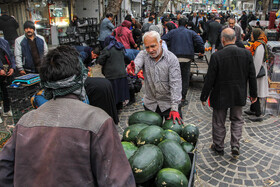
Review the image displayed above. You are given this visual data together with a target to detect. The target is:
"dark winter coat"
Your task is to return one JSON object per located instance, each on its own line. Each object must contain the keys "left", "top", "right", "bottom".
{"left": 207, "top": 21, "right": 222, "bottom": 45}
{"left": 200, "top": 44, "right": 257, "bottom": 109}
{"left": 97, "top": 47, "right": 127, "bottom": 80}
{"left": 0, "top": 15, "right": 19, "bottom": 46}
{"left": 161, "top": 26, "right": 204, "bottom": 59}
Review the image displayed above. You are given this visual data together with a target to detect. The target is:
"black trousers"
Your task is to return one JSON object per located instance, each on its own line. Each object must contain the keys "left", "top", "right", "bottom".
{"left": 0, "top": 76, "right": 13, "bottom": 113}
{"left": 250, "top": 97, "right": 261, "bottom": 117}
{"left": 180, "top": 62, "right": 191, "bottom": 100}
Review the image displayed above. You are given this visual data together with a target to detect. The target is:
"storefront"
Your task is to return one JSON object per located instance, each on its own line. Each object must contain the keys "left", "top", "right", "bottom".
{"left": 27, "top": 0, "right": 71, "bottom": 44}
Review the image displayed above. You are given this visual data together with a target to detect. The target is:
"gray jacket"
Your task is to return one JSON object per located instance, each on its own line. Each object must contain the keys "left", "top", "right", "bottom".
{"left": 98, "top": 18, "right": 115, "bottom": 41}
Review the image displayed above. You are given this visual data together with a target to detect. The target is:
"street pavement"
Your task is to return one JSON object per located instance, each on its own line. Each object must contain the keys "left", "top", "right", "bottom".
{"left": 1, "top": 60, "right": 280, "bottom": 187}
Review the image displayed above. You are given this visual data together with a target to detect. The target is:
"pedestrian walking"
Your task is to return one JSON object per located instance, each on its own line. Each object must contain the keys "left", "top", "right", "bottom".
{"left": 98, "top": 13, "right": 115, "bottom": 49}
{"left": 245, "top": 28, "right": 269, "bottom": 122}
{"left": 207, "top": 17, "right": 222, "bottom": 53}
{"left": 0, "top": 9, "right": 19, "bottom": 48}
{"left": 200, "top": 28, "right": 257, "bottom": 156}
{"left": 162, "top": 18, "right": 204, "bottom": 106}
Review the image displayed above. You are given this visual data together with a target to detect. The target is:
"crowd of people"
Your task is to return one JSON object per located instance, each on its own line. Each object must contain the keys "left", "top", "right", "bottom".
{"left": 0, "top": 8, "right": 278, "bottom": 186}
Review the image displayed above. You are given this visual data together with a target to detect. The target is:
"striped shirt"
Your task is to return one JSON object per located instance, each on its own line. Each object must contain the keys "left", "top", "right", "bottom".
{"left": 134, "top": 48, "right": 182, "bottom": 112}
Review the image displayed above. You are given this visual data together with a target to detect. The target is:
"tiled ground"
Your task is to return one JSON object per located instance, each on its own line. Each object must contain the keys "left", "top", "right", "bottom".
{"left": 1, "top": 62, "right": 280, "bottom": 186}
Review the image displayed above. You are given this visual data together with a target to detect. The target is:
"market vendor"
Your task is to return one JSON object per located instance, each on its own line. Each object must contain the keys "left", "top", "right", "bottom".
{"left": 127, "top": 31, "right": 183, "bottom": 124}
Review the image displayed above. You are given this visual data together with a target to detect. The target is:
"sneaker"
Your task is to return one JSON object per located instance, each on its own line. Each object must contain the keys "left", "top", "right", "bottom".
{"left": 231, "top": 146, "right": 240, "bottom": 156}
{"left": 3, "top": 110, "right": 13, "bottom": 117}
{"left": 210, "top": 144, "right": 224, "bottom": 156}
{"left": 248, "top": 116, "right": 263, "bottom": 122}
{"left": 244, "top": 110, "right": 256, "bottom": 115}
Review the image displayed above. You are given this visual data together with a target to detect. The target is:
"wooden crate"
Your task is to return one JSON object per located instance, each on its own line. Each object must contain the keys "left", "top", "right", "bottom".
{"left": 268, "top": 78, "right": 280, "bottom": 94}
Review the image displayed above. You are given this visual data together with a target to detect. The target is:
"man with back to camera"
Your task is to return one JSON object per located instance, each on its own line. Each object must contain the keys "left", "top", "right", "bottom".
{"left": 127, "top": 31, "right": 183, "bottom": 124}
{"left": 14, "top": 21, "right": 48, "bottom": 75}
{"left": 200, "top": 28, "right": 257, "bottom": 156}
{"left": 162, "top": 18, "right": 204, "bottom": 106}
{"left": 98, "top": 13, "right": 115, "bottom": 49}
{"left": 0, "top": 45, "right": 136, "bottom": 186}
{"left": 0, "top": 9, "right": 19, "bottom": 48}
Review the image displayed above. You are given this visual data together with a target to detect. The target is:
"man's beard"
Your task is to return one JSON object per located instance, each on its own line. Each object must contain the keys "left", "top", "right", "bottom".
{"left": 26, "top": 32, "right": 34, "bottom": 38}
{"left": 149, "top": 47, "right": 162, "bottom": 59}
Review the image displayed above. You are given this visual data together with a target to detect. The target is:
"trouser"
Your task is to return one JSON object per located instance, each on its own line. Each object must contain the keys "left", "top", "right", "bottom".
{"left": 144, "top": 105, "right": 182, "bottom": 120}
{"left": 212, "top": 106, "right": 243, "bottom": 151}
{"left": 0, "top": 76, "right": 13, "bottom": 113}
{"left": 179, "top": 61, "right": 191, "bottom": 100}
{"left": 250, "top": 97, "right": 261, "bottom": 117}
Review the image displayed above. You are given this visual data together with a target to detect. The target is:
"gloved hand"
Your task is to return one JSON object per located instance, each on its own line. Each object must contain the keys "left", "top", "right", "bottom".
{"left": 137, "top": 70, "right": 144, "bottom": 80}
{"left": 167, "top": 111, "right": 183, "bottom": 125}
{"left": 127, "top": 61, "right": 135, "bottom": 76}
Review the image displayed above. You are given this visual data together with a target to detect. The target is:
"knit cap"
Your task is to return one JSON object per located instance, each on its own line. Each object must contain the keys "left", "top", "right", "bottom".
{"left": 24, "top": 21, "right": 35, "bottom": 30}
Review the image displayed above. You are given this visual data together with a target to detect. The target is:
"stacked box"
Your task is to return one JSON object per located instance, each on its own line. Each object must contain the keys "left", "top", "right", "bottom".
{"left": 7, "top": 84, "right": 40, "bottom": 124}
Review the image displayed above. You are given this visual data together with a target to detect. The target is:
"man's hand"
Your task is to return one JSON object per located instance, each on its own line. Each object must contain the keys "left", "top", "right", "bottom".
{"left": 201, "top": 101, "right": 206, "bottom": 106}
{"left": 127, "top": 61, "right": 135, "bottom": 76}
{"left": 167, "top": 111, "right": 183, "bottom": 125}
{"left": 19, "top": 70, "right": 26, "bottom": 75}
{"left": 250, "top": 97, "right": 257, "bottom": 104}
{"left": 0, "top": 70, "right": 6, "bottom": 76}
{"left": 7, "top": 69, "right": 14, "bottom": 76}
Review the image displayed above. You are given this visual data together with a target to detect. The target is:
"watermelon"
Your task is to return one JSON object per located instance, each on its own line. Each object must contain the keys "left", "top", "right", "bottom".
{"left": 181, "top": 124, "right": 199, "bottom": 145}
{"left": 162, "top": 119, "right": 183, "bottom": 135}
{"left": 121, "top": 141, "right": 138, "bottom": 159}
{"left": 129, "top": 144, "right": 164, "bottom": 183}
{"left": 137, "top": 125, "right": 164, "bottom": 146}
{"left": 122, "top": 123, "right": 149, "bottom": 143}
{"left": 158, "top": 139, "right": 192, "bottom": 176}
{"left": 128, "top": 111, "right": 163, "bottom": 126}
{"left": 155, "top": 168, "right": 188, "bottom": 187}
{"left": 181, "top": 142, "right": 195, "bottom": 153}
{"left": 163, "top": 130, "right": 181, "bottom": 144}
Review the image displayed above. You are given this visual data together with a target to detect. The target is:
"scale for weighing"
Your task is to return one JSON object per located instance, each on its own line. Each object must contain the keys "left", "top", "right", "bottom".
{"left": 12, "top": 73, "right": 40, "bottom": 86}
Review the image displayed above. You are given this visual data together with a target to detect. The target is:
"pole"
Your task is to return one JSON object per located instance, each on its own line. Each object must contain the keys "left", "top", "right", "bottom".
{"left": 140, "top": 0, "right": 142, "bottom": 23}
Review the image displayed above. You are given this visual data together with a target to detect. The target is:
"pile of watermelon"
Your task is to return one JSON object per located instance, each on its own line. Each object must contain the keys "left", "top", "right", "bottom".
{"left": 121, "top": 111, "right": 199, "bottom": 187}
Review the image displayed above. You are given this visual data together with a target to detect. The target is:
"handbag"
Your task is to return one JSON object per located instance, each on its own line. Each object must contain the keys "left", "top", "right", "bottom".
{"left": 257, "top": 65, "right": 265, "bottom": 78}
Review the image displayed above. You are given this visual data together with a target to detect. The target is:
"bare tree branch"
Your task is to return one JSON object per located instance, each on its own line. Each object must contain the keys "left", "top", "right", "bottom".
{"left": 158, "top": 0, "right": 171, "bottom": 17}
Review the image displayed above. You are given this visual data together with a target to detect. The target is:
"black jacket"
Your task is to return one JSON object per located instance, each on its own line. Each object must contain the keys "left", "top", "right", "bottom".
{"left": 0, "top": 15, "right": 19, "bottom": 46}
{"left": 200, "top": 44, "right": 257, "bottom": 109}
{"left": 97, "top": 47, "right": 127, "bottom": 79}
{"left": 207, "top": 21, "right": 222, "bottom": 45}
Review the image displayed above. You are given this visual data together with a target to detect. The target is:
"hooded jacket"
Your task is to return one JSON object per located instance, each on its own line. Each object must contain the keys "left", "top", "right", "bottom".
{"left": 112, "top": 20, "right": 136, "bottom": 49}
{"left": 0, "top": 15, "right": 19, "bottom": 46}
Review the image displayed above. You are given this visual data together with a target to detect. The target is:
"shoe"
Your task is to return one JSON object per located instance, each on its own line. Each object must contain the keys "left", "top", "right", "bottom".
{"left": 231, "top": 146, "right": 240, "bottom": 156}
{"left": 248, "top": 116, "right": 263, "bottom": 122}
{"left": 244, "top": 110, "right": 256, "bottom": 116}
{"left": 0, "top": 117, "right": 2, "bottom": 123}
{"left": 3, "top": 110, "right": 13, "bottom": 117}
{"left": 181, "top": 99, "right": 189, "bottom": 106}
{"left": 210, "top": 144, "right": 224, "bottom": 156}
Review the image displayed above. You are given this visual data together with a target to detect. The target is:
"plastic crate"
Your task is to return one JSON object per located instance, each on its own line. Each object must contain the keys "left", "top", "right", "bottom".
{"left": 7, "top": 83, "right": 40, "bottom": 123}
{"left": 7, "top": 84, "right": 40, "bottom": 100}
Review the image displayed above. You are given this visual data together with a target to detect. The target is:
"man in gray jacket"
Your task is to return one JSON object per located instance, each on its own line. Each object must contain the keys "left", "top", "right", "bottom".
{"left": 98, "top": 13, "right": 115, "bottom": 49}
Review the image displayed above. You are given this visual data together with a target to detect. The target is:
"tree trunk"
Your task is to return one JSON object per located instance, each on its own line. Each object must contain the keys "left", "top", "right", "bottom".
{"left": 102, "top": 0, "right": 124, "bottom": 21}
{"left": 158, "top": 0, "right": 171, "bottom": 17}
{"left": 262, "top": 0, "right": 270, "bottom": 17}
{"left": 151, "top": 0, "right": 156, "bottom": 13}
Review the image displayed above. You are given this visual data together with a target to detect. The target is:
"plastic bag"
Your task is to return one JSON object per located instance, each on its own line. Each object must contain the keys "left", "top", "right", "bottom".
{"left": 204, "top": 41, "right": 210, "bottom": 49}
